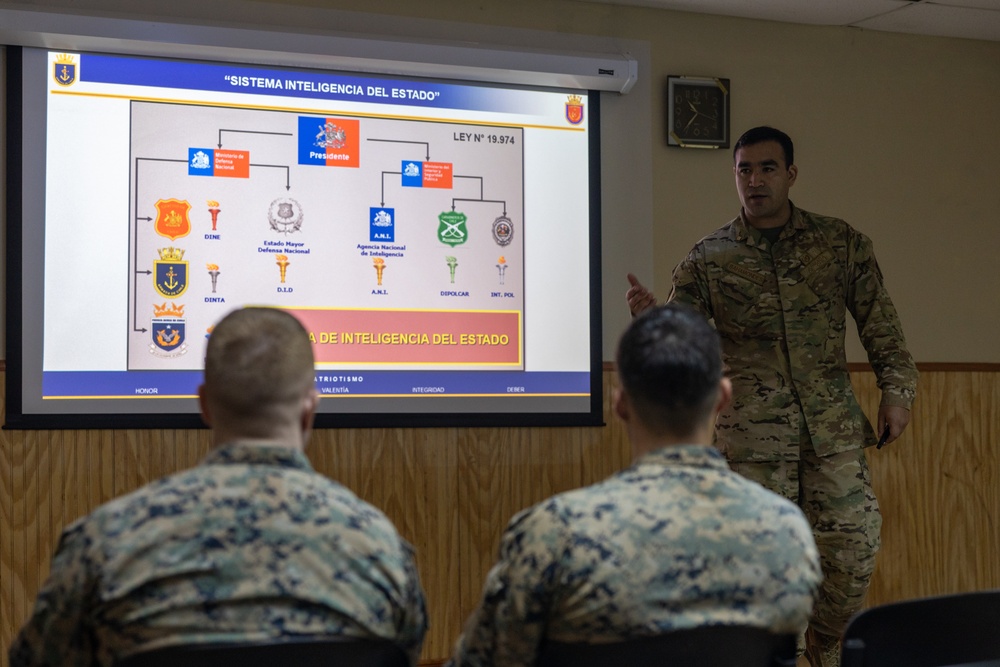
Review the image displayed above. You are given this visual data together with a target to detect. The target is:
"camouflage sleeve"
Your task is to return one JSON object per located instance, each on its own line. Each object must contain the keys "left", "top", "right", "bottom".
{"left": 8, "top": 522, "right": 97, "bottom": 667}
{"left": 396, "top": 541, "right": 429, "bottom": 666}
{"left": 449, "top": 503, "right": 562, "bottom": 667}
{"left": 846, "top": 230, "right": 918, "bottom": 407}
{"left": 666, "top": 247, "right": 714, "bottom": 320}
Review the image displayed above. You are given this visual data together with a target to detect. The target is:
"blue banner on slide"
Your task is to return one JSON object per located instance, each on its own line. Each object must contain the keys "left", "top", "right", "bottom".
{"left": 41, "top": 370, "right": 591, "bottom": 399}
{"left": 76, "top": 53, "right": 519, "bottom": 113}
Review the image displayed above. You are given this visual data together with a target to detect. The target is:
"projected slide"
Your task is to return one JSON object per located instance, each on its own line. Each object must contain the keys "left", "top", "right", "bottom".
{"left": 13, "top": 47, "right": 598, "bottom": 424}
{"left": 129, "top": 103, "right": 524, "bottom": 372}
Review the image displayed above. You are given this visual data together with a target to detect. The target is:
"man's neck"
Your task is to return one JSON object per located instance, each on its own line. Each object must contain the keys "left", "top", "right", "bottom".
{"left": 745, "top": 202, "right": 792, "bottom": 230}
{"left": 211, "top": 430, "right": 305, "bottom": 452}
{"left": 629, "top": 425, "right": 713, "bottom": 461}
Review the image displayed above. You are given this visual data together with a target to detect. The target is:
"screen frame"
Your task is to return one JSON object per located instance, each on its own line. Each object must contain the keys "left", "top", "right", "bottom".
{"left": 4, "top": 45, "right": 605, "bottom": 430}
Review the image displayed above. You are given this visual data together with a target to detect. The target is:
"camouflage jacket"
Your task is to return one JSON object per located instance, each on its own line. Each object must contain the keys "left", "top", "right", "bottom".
{"left": 8, "top": 442, "right": 427, "bottom": 667}
{"left": 449, "top": 445, "right": 821, "bottom": 667}
{"left": 669, "top": 205, "right": 918, "bottom": 461}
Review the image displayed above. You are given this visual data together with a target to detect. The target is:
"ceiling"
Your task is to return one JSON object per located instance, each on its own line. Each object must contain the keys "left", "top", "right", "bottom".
{"left": 577, "top": 0, "right": 1000, "bottom": 42}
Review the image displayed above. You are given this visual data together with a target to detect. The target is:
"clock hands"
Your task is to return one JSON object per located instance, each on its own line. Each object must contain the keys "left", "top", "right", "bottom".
{"left": 684, "top": 108, "right": 698, "bottom": 131}
{"left": 686, "top": 100, "right": 718, "bottom": 122}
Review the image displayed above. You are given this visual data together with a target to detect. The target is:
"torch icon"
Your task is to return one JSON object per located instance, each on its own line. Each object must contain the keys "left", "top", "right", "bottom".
{"left": 446, "top": 256, "right": 458, "bottom": 283}
{"left": 496, "top": 256, "right": 507, "bottom": 285}
{"left": 207, "top": 200, "right": 221, "bottom": 231}
{"left": 276, "top": 254, "right": 290, "bottom": 283}
{"left": 373, "top": 257, "right": 386, "bottom": 285}
{"left": 206, "top": 263, "right": 220, "bottom": 293}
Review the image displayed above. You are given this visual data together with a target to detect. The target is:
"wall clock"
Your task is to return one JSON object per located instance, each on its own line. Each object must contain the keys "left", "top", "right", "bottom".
{"left": 667, "top": 76, "right": 730, "bottom": 149}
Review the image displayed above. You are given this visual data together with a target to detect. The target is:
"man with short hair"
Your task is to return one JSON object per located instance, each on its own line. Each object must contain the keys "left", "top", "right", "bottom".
{"left": 10, "top": 307, "right": 427, "bottom": 667}
{"left": 627, "top": 126, "right": 918, "bottom": 666}
{"left": 449, "top": 303, "right": 821, "bottom": 667}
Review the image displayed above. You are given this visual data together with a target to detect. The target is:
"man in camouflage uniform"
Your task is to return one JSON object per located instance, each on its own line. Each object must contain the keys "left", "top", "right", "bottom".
{"left": 626, "top": 126, "right": 918, "bottom": 667}
{"left": 9, "top": 307, "right": 427, "bottom": 667}
{"left": 449, "top": 304, "right": 821, "bottom": 667}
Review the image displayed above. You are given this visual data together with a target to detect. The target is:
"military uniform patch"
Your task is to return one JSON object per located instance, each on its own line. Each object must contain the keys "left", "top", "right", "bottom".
{"left": 726, "top": 262, "right": 767, "bottom": 286}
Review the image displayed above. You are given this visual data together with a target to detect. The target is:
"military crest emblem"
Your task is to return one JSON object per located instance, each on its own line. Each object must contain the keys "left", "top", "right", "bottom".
{"left": 150, "top": 303, "right": 188, "bottom": 358}
{"left": 268, "top": 198, "right": 303, "bottom": 234}
{"left": 153, "top": 247, "right": 188, "bottom": 298}
{"left": 565, "top": 94, "right": 585, "bottom": 125}
{"left": 154, "top": 199, "right": 192, "bottom": 241}
{"left": 492, "top": 216, "right": 514, "bottom": 246}
{"left": 53, "top": 53, "right": 77, "bottom": 87}
{"left": 438, "top": 211, "right": 468, "bottom": 248}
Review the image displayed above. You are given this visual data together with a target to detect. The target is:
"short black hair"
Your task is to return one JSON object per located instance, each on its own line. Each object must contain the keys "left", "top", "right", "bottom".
{"left": 615, "top": 303, "right": 723, "bottom": 437}
{"left": 734, "top": 126, "right": 794, "bottom": 167}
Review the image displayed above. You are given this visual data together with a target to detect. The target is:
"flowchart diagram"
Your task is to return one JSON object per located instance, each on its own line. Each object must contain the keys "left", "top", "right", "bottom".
{"left": 128, "top": 101, "right": 524, "bottom": 371}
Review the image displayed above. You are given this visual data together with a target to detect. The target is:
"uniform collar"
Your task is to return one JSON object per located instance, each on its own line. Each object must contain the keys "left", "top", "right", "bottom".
{"left": 632, "top": 443, "right": 730, "bottom": 472}
{"left": 201, "top": 441, "right": 313, "bottom": 471}
{"left": 733, "top": 200, "right": 806, "bottom": 246}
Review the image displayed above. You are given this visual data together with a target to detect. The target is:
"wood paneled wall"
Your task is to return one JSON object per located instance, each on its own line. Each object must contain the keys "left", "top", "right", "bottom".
{"left": 2, "top": 368, "right": 998, "bottom": 665}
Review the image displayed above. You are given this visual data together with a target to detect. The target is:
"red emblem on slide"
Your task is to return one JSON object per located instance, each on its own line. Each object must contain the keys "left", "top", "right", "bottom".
{"left": 154, "top": 199, "right": 192, "bottom": 241}
{"left": 565, "top": 94, "right": 585, "bottom": 125}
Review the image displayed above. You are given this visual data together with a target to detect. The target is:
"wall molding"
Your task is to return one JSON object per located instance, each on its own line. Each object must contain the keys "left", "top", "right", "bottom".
{"left": 601, "top": 361, "right": 1000, "bottom": 373}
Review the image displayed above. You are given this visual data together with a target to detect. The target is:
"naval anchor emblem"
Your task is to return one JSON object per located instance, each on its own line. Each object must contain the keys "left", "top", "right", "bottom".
{"left": 153, "top": 247, "right": 188, "bottom": 298}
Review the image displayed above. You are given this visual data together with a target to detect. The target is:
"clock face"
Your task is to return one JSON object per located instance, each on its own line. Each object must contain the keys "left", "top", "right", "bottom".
{"left": 668, "top": 77, "right": 729, "bottom": 148}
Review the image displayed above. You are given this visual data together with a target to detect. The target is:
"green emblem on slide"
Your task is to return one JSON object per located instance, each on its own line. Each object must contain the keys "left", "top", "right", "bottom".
{"left": 437, "top": 211, "right": 468, "bottom": 247}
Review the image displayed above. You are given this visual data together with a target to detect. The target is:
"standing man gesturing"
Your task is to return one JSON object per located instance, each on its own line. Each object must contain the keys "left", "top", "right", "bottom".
{"left": 626, "top": 126, "right": 917, "bottom": 666}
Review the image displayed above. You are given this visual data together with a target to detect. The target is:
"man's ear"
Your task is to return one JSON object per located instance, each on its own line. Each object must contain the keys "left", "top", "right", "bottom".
{"left": 613, "top": 385, "right": 631, "bottom": 423}
{"left": 715, "top": 377, "right": 733, "bottom": 416}
{"left": 197, "top": 384, "right": 213, "bottom": 427}
{"left": 787, "top": 164, "right": 798, "bottom": 187}
{"left": 300, "top": 388, "right": 320, "bottom": 433}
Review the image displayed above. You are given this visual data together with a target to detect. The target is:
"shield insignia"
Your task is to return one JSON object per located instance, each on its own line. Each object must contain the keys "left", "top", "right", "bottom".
{"left": 154, "top": 199, "right": 192, "bottom": 241}
{"left": 53, "top": 55, "right": 77, "bottom": 87}
{"left": 565, "top": 95, "right": 584, "bottom": 125}
{"left": 152, "top": 320, "right": 186, "bottom": 352}
{"left": 154, "top": 260, "right": 189, "bottom": 298}
{"left": 437, "top": 211, "right": 468, "bottom": 248}
{"left": 149, "top": 303, "right": 188, "bottom": 357}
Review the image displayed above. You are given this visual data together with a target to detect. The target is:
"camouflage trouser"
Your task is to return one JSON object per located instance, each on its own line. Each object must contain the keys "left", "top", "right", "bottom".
{"left": 730, "top": 440, "right": 881, "bottom": 667}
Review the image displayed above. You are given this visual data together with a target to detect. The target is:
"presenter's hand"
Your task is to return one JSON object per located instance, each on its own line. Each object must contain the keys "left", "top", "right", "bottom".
{"left": 877, "top": 405, "right": 911, "bottom": 446}
{"left": 626, "top": 273, "right": 658, "bottom": 317}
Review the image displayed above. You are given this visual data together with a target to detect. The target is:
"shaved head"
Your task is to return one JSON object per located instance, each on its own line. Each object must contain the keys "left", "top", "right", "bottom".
{"left": 202, "top": 307, "right": 316, "bottom": 439}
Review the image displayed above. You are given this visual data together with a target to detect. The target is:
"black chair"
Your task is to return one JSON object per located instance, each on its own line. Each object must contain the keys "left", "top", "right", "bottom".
{"left": 114, "top": 636, "right": 408, "bottom": 667}
{"left": 538, "top": 625, "right": 798, "bottom": 667}
{"left": 841, "top": 589, "right": 1000, "bottom": 667}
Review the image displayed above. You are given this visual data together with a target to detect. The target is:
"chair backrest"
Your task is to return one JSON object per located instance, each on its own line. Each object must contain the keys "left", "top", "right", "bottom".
{"left": 113, "top": 636, "right": 409, "bottom": 667}
{"left": 537, "top": 625, "right": 798, "bottom": 667}
{"left": 841, "top": 589, "right": 1000, "bottom": 667}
